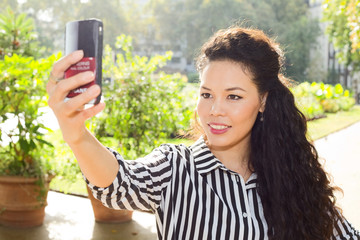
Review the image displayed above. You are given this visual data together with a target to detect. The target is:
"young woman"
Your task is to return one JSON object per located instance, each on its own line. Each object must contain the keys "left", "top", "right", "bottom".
{"left": 47, "top": 27, "right": 360, "bottom": 239}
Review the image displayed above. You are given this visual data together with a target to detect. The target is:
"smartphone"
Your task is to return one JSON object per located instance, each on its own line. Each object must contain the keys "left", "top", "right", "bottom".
{"left": 64, "top": 19, "right": 103, "bottom": 105}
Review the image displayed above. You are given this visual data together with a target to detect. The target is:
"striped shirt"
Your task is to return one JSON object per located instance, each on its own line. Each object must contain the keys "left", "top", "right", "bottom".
{"left": 87, "top": 137, "right": 360, "bottom": 239}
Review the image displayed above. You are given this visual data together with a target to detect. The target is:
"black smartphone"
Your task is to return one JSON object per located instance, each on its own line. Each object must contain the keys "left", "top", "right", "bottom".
{"left": 64, "top": 19, "right": 103, "bottom": 105}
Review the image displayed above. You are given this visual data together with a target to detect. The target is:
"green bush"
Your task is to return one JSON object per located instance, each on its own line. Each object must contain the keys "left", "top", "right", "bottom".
{"left": 94, "top": 35, "right": 194, "bottom": 159}
{"left": 292, "top": 81, "right": 355, "bottom": 119}
{"left": 292, "top": 82, "right": 325, "bottom": 119}
{"left": 308, "top": 82, "right": 355, "bottom": 111}
{"left": 338, "top": 96, "right": 356, "bottom": 111}
{"left": 297, "top": 95, "right": 325, "bottom": 119}
{"left": 0, "top": 53, "right": 59, "bottom": 177}
{"left": 320, "top": 98, "right": 340, "bottom": 113}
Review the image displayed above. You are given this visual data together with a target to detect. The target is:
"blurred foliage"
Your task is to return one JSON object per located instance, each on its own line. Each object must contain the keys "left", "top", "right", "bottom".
{"left": 93, "top": 35, "right": 195, "bottom": 159}
{"left": 2, "top": 0, "right": 320, "bottom": 82}
{"left": 0, "top": 6, "right": 43, "bottom": 58}
{"left": 148, "top": 0, "right": 320, "bottom": 82}
{"left": 0, "top": 53, "right": 59, "bottom": 178}
{"left": 292, "top": 82, "right": 356, "bottom": 119}
{"left": 4, "top": 0, "right": 131, "bottom": 56}
{"left": 322, "top": 0, "right": 360, "bottom": 71}
{"left": 187, "top": 72, "right": 200, "bottom": 84}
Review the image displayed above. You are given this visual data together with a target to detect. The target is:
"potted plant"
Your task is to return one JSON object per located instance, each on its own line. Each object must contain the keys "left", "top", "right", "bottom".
{"left": 0, "top": 51, "right": 59, "bottom": 227}
{"left": 0, "top": 7, "right": 59, "bottom": 228}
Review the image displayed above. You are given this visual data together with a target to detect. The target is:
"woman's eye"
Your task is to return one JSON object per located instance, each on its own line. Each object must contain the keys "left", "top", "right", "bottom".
{"left": 201, "top": 93, "right": 211, "bottom": 99}
{"left": 228, "top": 94, "right": 242, "bottom": 100}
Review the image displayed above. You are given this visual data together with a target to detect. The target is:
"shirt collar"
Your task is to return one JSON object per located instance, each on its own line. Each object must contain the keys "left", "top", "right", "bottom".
{"left": 190, "top": 136, "right": 225, "bottom": 175}
{"left": 190, "top": 136, "right": 258, "bottom": 188}
{"left": 245, "top": 174, "right": 258, "bottom": 189}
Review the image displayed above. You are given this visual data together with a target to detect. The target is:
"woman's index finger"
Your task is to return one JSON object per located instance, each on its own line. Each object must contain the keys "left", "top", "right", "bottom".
{"left": 52, "top": 50, "right": 84, "bottom": 77}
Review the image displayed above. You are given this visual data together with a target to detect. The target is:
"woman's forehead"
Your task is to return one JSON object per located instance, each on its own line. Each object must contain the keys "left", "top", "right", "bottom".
{"left": 199, "top": 60, "right": 256, "bottom": 90}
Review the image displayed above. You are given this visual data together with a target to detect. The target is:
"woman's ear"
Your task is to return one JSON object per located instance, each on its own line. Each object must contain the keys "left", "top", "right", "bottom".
{"left": 259, "top": 92, "right": 268, "bottom": 112}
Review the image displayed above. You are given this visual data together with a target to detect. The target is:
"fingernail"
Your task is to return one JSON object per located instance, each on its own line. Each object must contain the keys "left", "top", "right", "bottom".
{"left": 88, "top": 85, "right": 99, "bottom": 94}
{"left": 73, "top": 50, "right": 84, "bottom": 58}
{"left": 84, "top": 71, "right": 94, "bottom": 79}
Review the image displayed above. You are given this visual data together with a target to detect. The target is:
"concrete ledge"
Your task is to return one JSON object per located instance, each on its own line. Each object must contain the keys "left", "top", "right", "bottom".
{"left": 0, "top": 191, "right": 157, "bottom": 240}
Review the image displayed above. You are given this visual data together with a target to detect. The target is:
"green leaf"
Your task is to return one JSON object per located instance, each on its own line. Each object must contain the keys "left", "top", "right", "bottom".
{"left": 35, "top": 138, "right": 54, "bottom": 148}
{"left": 19, "top": 138, "right": 29, "bottom": 152}
{"left": 30, "top": 139, "right": 37, "bottom": 149}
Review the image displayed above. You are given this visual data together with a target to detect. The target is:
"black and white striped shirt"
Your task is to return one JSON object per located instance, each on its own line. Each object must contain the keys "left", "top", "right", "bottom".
{"left": 87, "top": 137, "right": 360, "bottom": 239}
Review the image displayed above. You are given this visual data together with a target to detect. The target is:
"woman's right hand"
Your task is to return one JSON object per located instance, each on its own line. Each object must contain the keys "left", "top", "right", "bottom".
{"left": 46, "top": 50, "right": 105, "bottom": 145}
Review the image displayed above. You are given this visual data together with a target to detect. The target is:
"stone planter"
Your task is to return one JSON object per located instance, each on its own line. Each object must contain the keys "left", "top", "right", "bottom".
{"left": 86, "top": 186, "right": 133, "bottom": 223}
{"left": 0, "top": 176, "right": 52, "bottom": 228}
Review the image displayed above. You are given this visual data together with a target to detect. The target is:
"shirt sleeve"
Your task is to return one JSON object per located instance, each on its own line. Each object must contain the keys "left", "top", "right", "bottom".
{"left": 333, "top": 216, "right": 360, "bottom": 239}
{"left": 85, "top": 144, "right": 174, "bottom": 212}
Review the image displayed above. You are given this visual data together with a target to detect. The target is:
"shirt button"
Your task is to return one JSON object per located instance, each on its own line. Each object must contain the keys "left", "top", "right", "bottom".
{"left": 243, "top": 212, "right": 248, "bottom": 218}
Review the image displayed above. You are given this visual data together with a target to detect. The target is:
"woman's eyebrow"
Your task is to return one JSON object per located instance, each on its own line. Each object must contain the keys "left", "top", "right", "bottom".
{"left": 201, "top": 86, "right": 212, "bottom": 91}
{"left": 201, "top": 86, "right": 247, "bottom": 92}
{"left": 225, "top": 87, "right": 247, "bottom": 92}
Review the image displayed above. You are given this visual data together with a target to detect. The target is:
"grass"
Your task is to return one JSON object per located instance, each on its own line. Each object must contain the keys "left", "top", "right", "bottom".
{"left": 50, "top": 175, "right": 87, "bottom": 197}
{"left": 307, "top": 105, "right": 360, "bottom": 141}
{"left": 50, "top": 105, "right": 360, "bottom": 196}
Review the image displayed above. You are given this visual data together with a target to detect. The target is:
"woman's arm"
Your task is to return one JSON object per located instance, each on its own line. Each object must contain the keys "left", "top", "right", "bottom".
{"left": 47, "top": 50, "right": 118, "bottom": 188}
{"left": 87, "top": 146, "right": 173, "bottom": 211}
{"left": 69, "top": 129, "right": 119, "bottom": 187}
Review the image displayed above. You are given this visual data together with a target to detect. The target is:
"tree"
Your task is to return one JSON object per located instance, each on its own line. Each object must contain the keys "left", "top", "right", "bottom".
{"left": 0, "top": 6, "right": 42, "bottom": 58}
{"left": 237, "top": 0, "right": 320, "bottom": 82}
{"left": 147, "top": 0, "right": 320, "bottom": 82}
{"left": 322, "top": 0, "right": 360, "bottom": 71}
{"left": 147, "top": 0, "right": 246, "bottom": 62}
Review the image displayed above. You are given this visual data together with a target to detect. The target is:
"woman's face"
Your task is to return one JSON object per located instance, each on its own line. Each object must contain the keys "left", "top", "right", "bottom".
{"left": 197, "top": 60, "right": 266, "bottom": 151}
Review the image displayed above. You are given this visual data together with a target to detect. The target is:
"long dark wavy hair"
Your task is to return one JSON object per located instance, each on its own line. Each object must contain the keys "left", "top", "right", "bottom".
{"left": 195, "top": 27, "right": 342, "bottom": 239}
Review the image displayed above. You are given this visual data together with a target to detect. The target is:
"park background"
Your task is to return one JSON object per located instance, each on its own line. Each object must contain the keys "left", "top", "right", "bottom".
{"left": 0, "top": 0, "right": 360, "bottom": 239}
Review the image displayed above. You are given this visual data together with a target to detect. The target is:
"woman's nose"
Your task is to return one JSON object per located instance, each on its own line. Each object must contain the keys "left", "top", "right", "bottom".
{"left": 209, "top": 100, "right": 225, "bottom": 116}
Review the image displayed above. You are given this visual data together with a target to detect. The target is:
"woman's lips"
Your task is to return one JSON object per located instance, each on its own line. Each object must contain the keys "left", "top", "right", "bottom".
{"left": 208, "top": 123, "right": 231, "bottom": 134}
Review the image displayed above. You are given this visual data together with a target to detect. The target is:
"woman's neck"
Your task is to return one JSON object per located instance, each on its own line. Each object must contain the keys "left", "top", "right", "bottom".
{"left": 209, "top": 139, "right": 252, "bottom": 181}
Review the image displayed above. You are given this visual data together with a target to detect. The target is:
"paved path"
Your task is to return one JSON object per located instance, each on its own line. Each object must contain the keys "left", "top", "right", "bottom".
{"left": 0, "top": 121, "right": 359, "bottom": 239}
{"left": 314, "top": 121, "right": 360, "bottom": 229}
